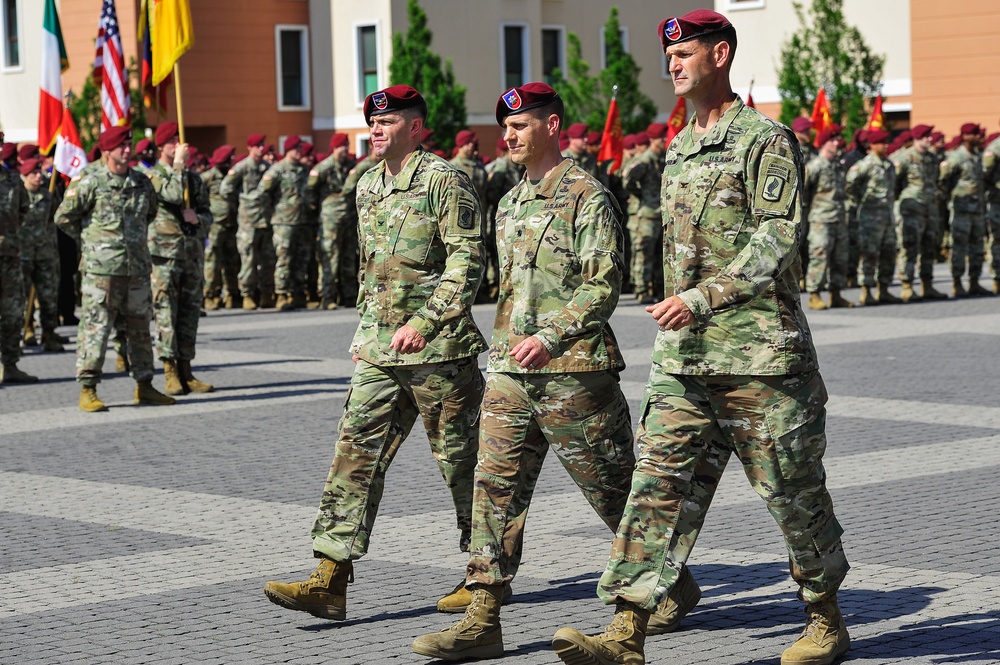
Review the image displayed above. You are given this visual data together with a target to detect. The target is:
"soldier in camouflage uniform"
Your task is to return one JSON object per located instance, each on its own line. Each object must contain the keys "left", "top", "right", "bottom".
{"left": 307, "top": 133, "right": 355, "bottom": 309}
{"left": 255, "top": 135, "right": 310, "bottom": 311}
{"left": 846, "top": 129, "right": 902, "bottom": 305}
{"left": 803, "top": 128, "right": 854, "bottom": 309}
{"left": 554, "top": 13, "right": 850, "bottom": 665}
{"left": 624, "top": 122, "right": 667, "bottom": 304}
{"left": 220, "top": 134, "right": 275, "bottom": 310}
{"left": 147, "top": 122, "right": 215, "bottom": 396}
{"left": 562, "top": 123, "right": 600, "bottom": 179}
{"left": 337, "top": 152, "right": 378, "bottom": 305}
{"left": 483, "top": 138, "right": 524, "bottom": 300}
{"left": 18, "top": 158, "right": 64, "bottom": 352}
{"left": 982, "top": 127, "right": 1000, "bottom": 293}
{"left": 892, "top": 124, "right": 948, "bottom": 301}
{"left": 939, "top": 123, "right": 990, "bottom": 297}
{"left": 53, "top": 126, "right": 174, "bottom": 410}
{"left": 201, "top": 145, "right": 240, "bottom": 310}
{"left": 263, "top": 85, "right": 487, "bottom": 623}
{"left": 450, "top": 130, "right": 490, "bottom": 301}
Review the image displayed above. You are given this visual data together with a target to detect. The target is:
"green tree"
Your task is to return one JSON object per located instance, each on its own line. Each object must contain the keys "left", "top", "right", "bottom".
{"left": 388, "top": 0, "right": 467, "bottom": 153}
{"left": 552, "top": 7, "right": 657, "bottom": 135}
{"left": 776, "top": 0, "right": 885, "bottom": 135}
{"left": 68, "top": 57, "right": 148, "bottom": 151}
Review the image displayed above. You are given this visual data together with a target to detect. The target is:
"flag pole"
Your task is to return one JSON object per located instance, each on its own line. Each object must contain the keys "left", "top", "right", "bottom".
{"left": 173, "top": 63, "right": 185, "bottom": 144}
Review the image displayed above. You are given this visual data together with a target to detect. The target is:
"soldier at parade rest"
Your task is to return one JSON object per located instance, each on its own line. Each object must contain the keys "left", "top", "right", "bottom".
{"left": 939, "top": 123, "right": 991, "bottom": 297}
{"left": 201, "top": 144, "right": 241, "bottom": 310}
{"left": 307, "top": 132, "right": 354, "bottom": 310}
{"left": 18, "top": 158, "right": 65, "bottom": 352}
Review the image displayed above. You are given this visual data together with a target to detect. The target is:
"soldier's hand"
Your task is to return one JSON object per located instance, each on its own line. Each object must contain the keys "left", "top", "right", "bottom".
{"left": 510, "top": 336, "right": 552, "bottom": 370}
{"left": 389, "top": 324, "right": 427, "bottom": 354}
{"left": 174, "top": 143, "right": 190, "bottom": 170}
{"left": 647, "top": 296, "right": 695, "bottom": 331}
{"left": 182, "top": 209, "right": 198, "bottom": 224}
{"left": 352, "top": 354, "right": 360, "bottom": 364}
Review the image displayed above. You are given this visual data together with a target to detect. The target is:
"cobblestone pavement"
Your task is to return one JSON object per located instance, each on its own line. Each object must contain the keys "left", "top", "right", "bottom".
{"left": 3, "top": 268, "right": 999, "bottom": 664}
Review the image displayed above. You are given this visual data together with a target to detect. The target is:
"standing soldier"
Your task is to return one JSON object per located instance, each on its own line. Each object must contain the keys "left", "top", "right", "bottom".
{"left": 793, "top": 117, "right": 817, "bottom": 163}
{"left": 483, "top": 138, "right": 523, "bottom": 300}
{"left": 450, "top": 130, "right": 489, "bottom": 301}
{"left": 53, "top": 126, "right": 174, "bottom": 409}
{"left": 929, "top": 131, "right": 950, "bottom": 263}
{"left": 335, "top": 150, "right": 379, "bottom": 306}
{"left": 624, "top": 122, "right": 667, "bottom": 304}
{"left": 940, "top": 123, "right": 990, "bottom": 297}
{"left": 307, "top": 133, "right": 354, "bottom": 310}
{"left": 846, "top": 129, "right": 902, "bottom": 305}
{"left": 562, "top": 123, "right": 599, "bottom": 179}
{"left": 555, "top": 11, "right": 850, "bottom": 665}
{"left": 804, "top": 128, "right": 854, "bottom": 309}
{"left": 256, "top": 136, "right": 310, "bottom": 311}
{"left": 202, "top": 145, "right": 240, "bottom": 310}
{"left": 147, "top": 122, "right": 215, "bottom": 395}
{"left": 982, "top": 125, "right": 1000, "bottom": 293}
{"left": 892, "top": 124, "right": 948, "bottom": 301}
{"left": 220, "top": 134, "right": 274, "bottom": 310}
{"left": 19, "top": 158, "right": 65, "bottom": 352}
{"left": 263, "top": 85, "right": 487, "bottom": 622}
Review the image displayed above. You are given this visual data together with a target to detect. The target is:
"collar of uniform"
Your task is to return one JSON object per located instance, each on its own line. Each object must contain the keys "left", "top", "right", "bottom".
{"left": 515, "top": 157, "right": 574, "bottom": 201}
{"left": 382, "top": 147, "right": 427, "bottom": 194}
{"left": 675, "top": 96, "right": 746, "bottom": 156}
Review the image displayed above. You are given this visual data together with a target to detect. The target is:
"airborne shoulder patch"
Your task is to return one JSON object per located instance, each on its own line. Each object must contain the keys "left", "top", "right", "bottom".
{"left": 755, "top": 151, "right": 797, "bottom": 216}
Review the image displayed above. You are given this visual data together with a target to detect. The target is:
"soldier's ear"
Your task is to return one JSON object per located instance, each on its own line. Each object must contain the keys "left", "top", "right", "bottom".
{"left": 548, "top": 115, "right": 560, "bottom": 138}
{"left": 713, "top": 40, "right": 731, "bottom": 70}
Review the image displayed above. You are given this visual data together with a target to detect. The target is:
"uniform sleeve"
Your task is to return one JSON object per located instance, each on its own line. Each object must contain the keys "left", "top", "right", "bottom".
{"left": 192, "top": 173, "right": 213, "bottom": 234}
{"left": 677, "top": 133, "right": 802, "bottom": 320}
{"left": 53, "top": 175, "right": 92, "bottom": 243}
{"left": 219, "top": 164, "right": 241, "bottom": 200}
{"left": 802, "top": 160, "right": 819, "bottom": 219}
{"left": 149, "top": 164, "right": 186, "bottom": 206}
{"left": 623, "top": 159, "right": 646, "bottom": 199}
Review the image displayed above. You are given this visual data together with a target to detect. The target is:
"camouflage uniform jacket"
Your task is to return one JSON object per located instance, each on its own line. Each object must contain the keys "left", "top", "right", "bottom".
{"left": 146, "top": 162, "right": 213, "bottom": 259}
{"left": 983, "top": 137, "right": 1000, "bottom": 206}
{"left": 0, "top": 166, "right": 28, "bottom": 257}
{"left": 656, "top": 97, "right": 818, "bottom": 376}
{"left": 803, "top": 154, "right": 846, "bottom": 225}
{"left": 797, "top": 140, "right": 818, "bottom": 165}
{"left": 219, "top": 157, "right": 270, "bottom": 229}
{"left": 561, "top": 148, "right": 599, "bottom": 180}
{"left": 485, "top": 154, "right": 523, "bottom": 208}
{"left": 892, "top": 146, "right": 937, "bottom": 206}
{"left": 351, "top": 148, "right": 487, "bottom": 365}
{"left": 939, "top": 144, "right": 984, "bottom": 213}
{"left": 255, "top": 158, "right": 308, "bottom": 226}
{"left": 623, "top": 147, "right": 665, "bottom": 216}
{"left": 54, "top": 164, "right": 157, "bottom": 276}
{"left": 19, "top": 187, "right": 61, "bottom": 262}
{"left": 306, "top": 154, "right": 352, "bottom": 224}
{"left": 846, "top": 152, "right": 895, "bottom": 217}
{"left": 201, "top": 166, "right": 236, "bottom": 228}
{"left": 450, "top": 155, "right": 488, "bottom": 210}
{"left": 342, "top": 155, "right": 379, "bottom": 207}
{"left": 489, "top": 158, "right": 624, "bottom": 374}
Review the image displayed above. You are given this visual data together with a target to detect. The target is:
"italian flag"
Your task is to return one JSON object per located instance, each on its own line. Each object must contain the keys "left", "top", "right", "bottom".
{"left": 54, "top": 107, "right": 88, "bottom": 179}
{"left": 38, "top": 0, "right": 69, "bottom": 154}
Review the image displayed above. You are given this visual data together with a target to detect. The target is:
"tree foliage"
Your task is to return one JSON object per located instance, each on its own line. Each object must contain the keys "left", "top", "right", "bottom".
{"left": 68, "top": 58, "right": 148, "bottom": 151}
{"left": 388, "top": 0, "right": 467, "bottom": 153}
{"left": 552, "top": 7, "right": 657, "bottom": 135}
{"left": 777, "top": 0, "right": 885, "bottom": 135}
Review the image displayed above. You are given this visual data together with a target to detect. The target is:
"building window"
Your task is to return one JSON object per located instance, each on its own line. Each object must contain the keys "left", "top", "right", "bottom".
{"left": 541, "top": 27, "right": 564, "bottom": 84}
{"left": 501, "top": 24, "right": 528, "bottom": 89}
{"left": 1, "top": 0, "right": 20, "bottom": 70}
{"left": 275, "top": 25, "right": 311, "bottom": 111}
{"left": 723, "top": 0, "right": 766, "bottom": 10}
{"left": 357, "top": 23, "right": 379, "bottom": 104}
{"left": 600, "top": 27, "right": 628, "bottom": 69}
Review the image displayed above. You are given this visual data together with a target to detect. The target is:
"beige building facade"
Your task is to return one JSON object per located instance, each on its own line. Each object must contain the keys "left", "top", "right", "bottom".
{"left": 0, "top": 0, "right": 45, "bottom": 142}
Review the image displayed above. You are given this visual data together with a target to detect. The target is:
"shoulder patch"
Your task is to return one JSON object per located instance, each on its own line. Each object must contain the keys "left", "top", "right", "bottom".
{"left": 756, "top": 152, "right": 797, "bottom": 215}
{"left": 309, "top": 169, "right": 319, "bottom": 177}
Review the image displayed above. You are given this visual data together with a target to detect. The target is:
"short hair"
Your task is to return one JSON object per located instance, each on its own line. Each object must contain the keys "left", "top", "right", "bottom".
{"left": 400, "top": 100, "right": 428, "bottom": 122}
{"left": 533, "top": 97, "right": 565, "bottom": 131}
{"left": 698, "top": 25, "right": 738, "bottom": 63}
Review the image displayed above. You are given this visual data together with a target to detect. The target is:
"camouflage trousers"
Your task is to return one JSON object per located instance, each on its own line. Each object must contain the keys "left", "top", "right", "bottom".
{"left": 318, "top": 216, "right": 359, "bottom": 305}
{"left": 989, "top": 205, "right": 1000, "bottom": 278}
{"left": 896, "top": 199, "right": 940, "bottom": 283}
{"left": 236, "top": 223, "right": 275, "bottom": 298}
{"left": 0, "top": 255, "right": 25, "bottom": 366}
{"left": 77, "top": 273, "right": 154, "bottom": 385}
{"left": 846, "top": 216, "right": 861, "bottom": 284}
{"left": 856, "top": 209, "right": 897, "bottom": 287}
{"left": 151, "top": 250, "right": 202, "bottom": 361}
{"left": 465, "top": 371, "right": 636, "bottom": 586}
{"left": 628, "top": 213, "right": 663, "bottom": 297}
{"left": 204, "top": 222, "right": 240, "bottom": 300}
{"left": 22, "top": 255, "right": 61, "bottom": 332}
{"left": 311, "top": 356, "right": 484, "bottom": 562}
{"left": 272, "top": 224, "right": 312, "bottom": 298}
{"left": 805, "top": 221, "right": 849, "bottom": 292}
{"left": 950, "top": 210, "right": 987, "bottom": 279}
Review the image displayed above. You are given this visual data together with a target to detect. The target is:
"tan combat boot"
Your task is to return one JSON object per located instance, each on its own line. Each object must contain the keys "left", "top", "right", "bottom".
{"left": 41, "top": 330, "right": 65, "bottom": 352}
{"left": 162, "top": 360, "right": 188, "bottom": 396}
{"left": 437, "top": 579, "right": 513, "bottom": 613}
{"left": 877, "top": 285, "right": 902, "bottom": 304}
{"left": 968, "top": 278, "right": 994, "bottom": 297}
{"left": 223, "top": 294, "right": 236, "bottom": 309}
{"left": 1, "top": 363, "right": 39, "bottom": 383}
{"left": 242, "top": 295, "right": 258, "bottom": 311}
{"left": 780, "top": 596, "right": 850, "bottom": 665}
{"left": 203, "top": 296, "right": 221, "bottom": 311}
{"left": 134, "top": 380, "right": 176, "bottom": 406}
{"left": 858, "top": 286, "right": 878, "bottom": 306}
{"left": 179, "top": 359, "right": 214, "bottom": 393}
{"left": 952, "top": 278, "right": 968, "bottom": 298}
{"left": 994, "top": 278, "right": 1000, "bottom": 295}
{"left": 647, "top": 566, "right": 702, "bottom": 635}
{"left": 807, "top": 292, "right": 828, "bottom": 310}
{"left": 115, "top": 352, "right": 130, "bottom": 373}
{"left": 828, "top": 289, "right": 854, "bottom": 308}
{"left": 921, "top": 279, "right": 948, "bottom": 300}
{"left": 413, "top": 585, "right": 504, "bottom": 660}
{"left": 552, "top": 604, "right": 648, "bottom": 665}
{"left": 275, "top": 294, "right": 296, "bottom": 311}
{"left": 899, "top": 281, "right": 921, "bottom": 303}
{"left": 79, "top": 385, "right": 108, "bottom": 412}
{"left": 264, "top": 558, "right": 353, "bottom": 620}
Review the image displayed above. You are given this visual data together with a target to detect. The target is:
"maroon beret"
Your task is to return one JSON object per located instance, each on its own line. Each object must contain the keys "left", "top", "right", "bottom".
{"left": 455, "top": 129, "right": 477, "bottom": 148}
{"left": 363, "top": 84, "right": 426, "bottom": 124}
{"left": 329, "top": 133, "right": 349, "bottom": 150}
{"left": 898, "top": 130, "right": 913, "bottom": 142}
{"left": 559, "top": 136, "right": 570, "bottom": 152}
{"left": 283, "top": 135, "right": 301, "bottom": 153}
{"left": 246, "top": 133, "right": 266, "bottom": 148}
{"left": 658, "top": 9, "right": 733, "bottom": 50}
{"left": 829, "top": 123, "right": 843, "bottom": 134}
{"left": 20, "top": 158, "right": 41, "bottom": 176}
{"left": 623, "top": 134, "right": 636, "bottom": 150}
{"left": 910, "top": 124, "right": 933, "bottom": 140}
{"left": 315, "top": 152, "right": 329, "bottom": 163}
{"left": 496, "top": 137, "right": 508, "bottom": 153}
{"left": 496, "top": 82, "right": 560, "bottom": 126}
{"left": 97, "top": 125, "right": 132, "bottom": 152}
{"left": 816, "top": 129, "right": 840, "bottom": 146}
{"left": 961, "top": 123, "right": 980, "bottom": 135}
{"left": 791, "top": 117, "right": 812, "bottom": 133}
{"left": 634, "top": 132, "right": 650, "bottom": 146}
{"left": 300, "top": 142, "right": 314, "bottom": 157}
{"left": 867, "top": 129, "right": 891, "bottom": 144}
{"left": 18, "top": 144, "right": 39, "bottom": 161}
{"left": 1, "top": 143, "right": 16, "bottom": 161}
{"left": 264, "top": 144, "right": 276, "bottom": 155}
{"left": 210, "top": 145, "right": 235, "bottom": 166}
{"left": 86, "top": 147, "right": 101, "bottom": 162}
{"left": 646, "top": 122, "right": 667, "bottom": 139}
{"left": 420, "top": 127, "right": 435, "bottom": 145}
{"left": 567, "top": 123, "right": 589, "bottom": 140}
{"left": 154, "top": 122, "right": 179, "bottom": 147}
{"left": 587, "top": 131, "right": 602, "bottom": 145}
{"left": 135, "top": 138, "right": 153, "bottom": 153}
{"left": 931, "top": 131, "right": 944, "bottom": 143}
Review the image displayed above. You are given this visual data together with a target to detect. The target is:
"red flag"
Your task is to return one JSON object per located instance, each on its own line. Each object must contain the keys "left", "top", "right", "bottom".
{"left": 54, "top": 107, "right": 88, "bottom": 178}
{"left": 865, "top": 94, "right": 885, "bottom": 131}
{"left": 746, "top": 92, "right": 756, "bottom": 109}
{"left": 597, "top": 97, "right": 623, "bottom": 174}
{"left": 93, "top": 0, "right": 130, "bottom": 130}
{"left": 810, "top": 88, "right": 832, "bottom": 147}
{"left": 666, "top": 98, "right": 687, "bottom": 143}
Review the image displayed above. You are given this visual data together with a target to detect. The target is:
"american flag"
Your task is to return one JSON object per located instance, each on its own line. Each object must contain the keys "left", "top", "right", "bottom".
{"left": 93, "top": 0, "right": 130, "bottom": 130}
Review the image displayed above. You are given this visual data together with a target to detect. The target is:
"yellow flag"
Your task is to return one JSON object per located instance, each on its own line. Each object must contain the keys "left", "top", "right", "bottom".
{"left": 150, "top": 0, "right": 194, "bottom": 85}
